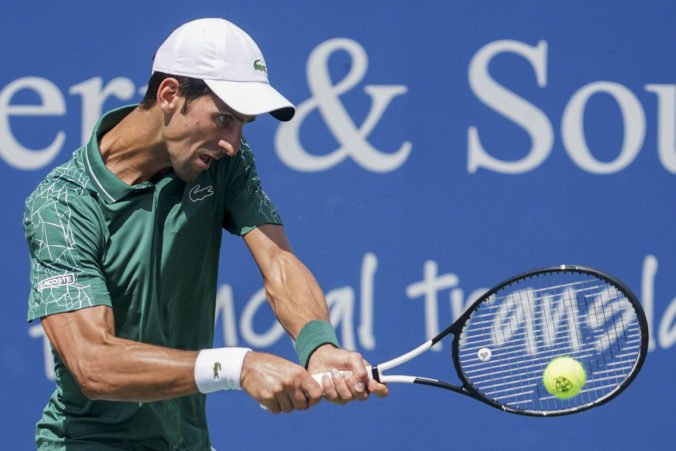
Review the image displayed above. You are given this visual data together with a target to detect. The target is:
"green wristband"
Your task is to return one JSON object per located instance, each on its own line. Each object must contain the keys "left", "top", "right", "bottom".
{"left": 295, "top": 320, "right": 340, "bottom": 368}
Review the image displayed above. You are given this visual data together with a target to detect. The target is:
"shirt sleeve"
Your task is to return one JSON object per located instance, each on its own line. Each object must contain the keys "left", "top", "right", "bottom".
{"left": 221, "top": 137, "right": 283, "bottom": 236}
{"left": 23, "top": 185, "right": 112, "bottom": 321}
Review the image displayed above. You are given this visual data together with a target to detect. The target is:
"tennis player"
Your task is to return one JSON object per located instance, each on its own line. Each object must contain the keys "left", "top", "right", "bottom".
{"left": 23, "top": 18, "right": 387, "bottom": 450}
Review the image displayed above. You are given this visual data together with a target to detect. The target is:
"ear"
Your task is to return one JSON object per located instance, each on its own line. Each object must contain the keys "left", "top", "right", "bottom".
{"left": 156, "top": 77, "right": 182, "bottom": 114}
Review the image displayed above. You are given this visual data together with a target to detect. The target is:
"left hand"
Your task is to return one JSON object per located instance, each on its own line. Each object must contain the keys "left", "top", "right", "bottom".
{"left": 306, "top": 344, "right": 388, "bottom": 404}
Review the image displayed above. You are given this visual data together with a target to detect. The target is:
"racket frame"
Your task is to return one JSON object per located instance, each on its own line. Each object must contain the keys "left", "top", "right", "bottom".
{"left": 370, "top": 265, "right": 649, "bottom": 416}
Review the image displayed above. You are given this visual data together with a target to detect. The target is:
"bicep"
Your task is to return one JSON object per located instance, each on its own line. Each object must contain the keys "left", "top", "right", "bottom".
{"left": 41, "top": 305, "right": 115, "bottom": 375}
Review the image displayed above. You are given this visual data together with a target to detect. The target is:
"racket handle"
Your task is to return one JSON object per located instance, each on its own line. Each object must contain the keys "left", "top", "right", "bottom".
{"left": 259, "top": 367, "right": 374, "bottom": 409}
{"left": 311, "top": 366, "right": 373, "bottom": 385}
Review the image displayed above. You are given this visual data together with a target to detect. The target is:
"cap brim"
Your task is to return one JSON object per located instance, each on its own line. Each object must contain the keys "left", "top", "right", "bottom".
{"left": 204, "top": 79, "right": 295, "bottom": 122}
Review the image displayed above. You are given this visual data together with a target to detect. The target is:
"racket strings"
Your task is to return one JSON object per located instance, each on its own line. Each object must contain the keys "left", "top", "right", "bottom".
{"left": 460, "top": 320, "right": 642, "bottom": 354}
{"left": 456, "top": 272, "right": 643, "bottom": 414}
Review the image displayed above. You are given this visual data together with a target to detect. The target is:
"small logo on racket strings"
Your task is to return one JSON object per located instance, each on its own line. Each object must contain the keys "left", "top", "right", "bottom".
{"left": 478, "top": 347, "right": 492, "bottom": 362}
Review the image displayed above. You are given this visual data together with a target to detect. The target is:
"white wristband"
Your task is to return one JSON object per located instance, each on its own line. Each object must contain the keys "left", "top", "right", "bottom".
{"left": 194, "top": 347, "right": 252, "bottom": 393}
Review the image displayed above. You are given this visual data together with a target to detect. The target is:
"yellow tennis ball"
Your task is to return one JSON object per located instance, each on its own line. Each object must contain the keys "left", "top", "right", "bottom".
{"left": 543, "top": 356, "right": 587, "bottom": 399}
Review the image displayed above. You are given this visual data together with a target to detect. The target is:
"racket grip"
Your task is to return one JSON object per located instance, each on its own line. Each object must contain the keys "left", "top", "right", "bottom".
{"left": 311, "top": 370, "right": 352, "bottom": 385}
{"left": 311, "top": 366, "right": 374, "bottom": 385}
{"left": 260, "top": 367, "right": 374, "bottom": 409}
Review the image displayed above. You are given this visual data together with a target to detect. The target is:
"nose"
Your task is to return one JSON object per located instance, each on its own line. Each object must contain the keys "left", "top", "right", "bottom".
{"left": 217, "top": 125, "right": 243, "bottom": 157}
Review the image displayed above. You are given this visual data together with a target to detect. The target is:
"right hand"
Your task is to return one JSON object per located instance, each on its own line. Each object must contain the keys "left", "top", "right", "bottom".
{"left": 240, "top": 351, "right": 324, "bottom": 414}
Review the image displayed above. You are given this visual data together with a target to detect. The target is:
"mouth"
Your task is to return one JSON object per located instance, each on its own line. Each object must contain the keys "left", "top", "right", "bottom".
{"left": 198, "top": 154, "right": 213, "bottom": 169}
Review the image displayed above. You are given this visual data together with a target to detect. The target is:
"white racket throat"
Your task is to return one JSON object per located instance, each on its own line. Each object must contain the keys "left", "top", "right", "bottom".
{"left": 312, "top": 340, "right": 434, "bottom": 385}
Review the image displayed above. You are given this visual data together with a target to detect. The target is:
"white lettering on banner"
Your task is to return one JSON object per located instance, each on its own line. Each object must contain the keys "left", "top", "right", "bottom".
{"left": 213, "top": 252, "right": 378, "bottom": 351}
{"left": 327, "top": 287, "right": 358, "bottom": 349}
{"left": 0, "top": 77, "right": 66, "bottom": 170}
{"left": 659, "top": 299, "right": 676, "bottom": 348}
{"left": 646, "top": 84, "right": 676, "bottom": 172}
{"left": 69, "top": 77, "right": 135, "bottom": 145}
{"left": 275, "top": 38, "right": 411, "bottom": 173}
{"left": 405, "top": 260, "right": 487, "bottom": 351}
{"left": 468, "top": 40, "right": 553, "bottom": 174}
{"left": 587, "top": 287, "right": 639, "bottom": 352}
{"left": 492, "top": 288, "right": 541, "bottom": 355}
{"left": 240, "top": 287, "right": 286, "bottom": 348}
{"left": 562, "top": 82, "right": 645, "bottom": 174}
{"left": 27, "top": 253, "right": 676, "bottom": 381}
{"left": 0, "top": 76, "right": 143, "bottom": 170}
{"left": 467, "top": 39, "right": 676, "bottom": 174}
{"left": 490, "top": 284, "right": 637, "bottom": 356}
{"left": 642, "top": 254, "right": 676, "bottom": 350}
{"left": 358, "top": 252, "right": 377, "bottom": 349}
{"left": 214, "top": 284, "right": 239, "bottom": 347}
{"left": 406, "top": 255, "right": 676, "bottom": 356}
{"left": 3, "top": 42, "right": 676, "bottom": 174}
{"left": 642, "top": 254, "right": 658, "bottom": 351}
{"left": 541, "top": 289, "right": 579, "bottom": 349}
{"left": 406, "top": 260, "right": 458, "bottom": 350}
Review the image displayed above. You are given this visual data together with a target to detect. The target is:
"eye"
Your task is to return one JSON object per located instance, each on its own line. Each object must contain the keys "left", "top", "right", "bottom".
{"left": 216, "top": 114, "right": 234, "bottom": 127}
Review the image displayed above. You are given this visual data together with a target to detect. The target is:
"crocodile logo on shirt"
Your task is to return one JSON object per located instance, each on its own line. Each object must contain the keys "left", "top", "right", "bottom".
{"left": 213, "top": 362, "right": 222, "bottom": 380}
{"left": 189, "top": 184, "right": 214, "bottom": 202}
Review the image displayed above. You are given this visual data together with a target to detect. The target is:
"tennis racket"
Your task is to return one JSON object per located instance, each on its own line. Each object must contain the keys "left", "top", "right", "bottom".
{"left": 313, "top": 265, "right": 648, "bottom": 416}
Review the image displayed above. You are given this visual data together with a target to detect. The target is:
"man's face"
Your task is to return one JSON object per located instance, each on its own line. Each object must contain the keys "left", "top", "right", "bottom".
{"left": 163, "top": 93, "right": 255, "bottom": 182}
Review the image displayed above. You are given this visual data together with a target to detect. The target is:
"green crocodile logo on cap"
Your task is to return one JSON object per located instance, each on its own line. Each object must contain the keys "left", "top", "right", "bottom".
{"left": 253, "top": 59, "right": 267, "bottom": 73}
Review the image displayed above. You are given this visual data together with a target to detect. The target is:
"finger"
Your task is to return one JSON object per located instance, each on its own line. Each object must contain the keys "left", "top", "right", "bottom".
{"left": 320, "top": 372, "right": 340, "bottom": 403}
{"left": 302, "top": 376, "right": 324, "bottom": 407}
{"left": 348, "top": 359, "right": 369, "bottom": 400}
{"left": 367, "top": 379, "right": 389, "bottom": 398}
{"left": 276, "top": 393, "right": 294, "bottom": 414}
{"left": 351, "top": 380, "right": 369, "bottom": 401}
{"left": 361, "top": 359, "right": 387, "bottom": 397}
{"left": 290, "top": 388, "right": 310, "bottom": 411}
{"left": 353, "top": 358, "right": 370, "bottom": 380}
{"left": 262, "top": 398, "right": 281, "bottom": 414}
{"left": 330, "top": 369, "right": 352, "bottom": 402}
{"left": 344, "top": 371, "right": 368, "bottom": 401}
{"left": 331, "top": 355, "right": 368, "bottom": 401}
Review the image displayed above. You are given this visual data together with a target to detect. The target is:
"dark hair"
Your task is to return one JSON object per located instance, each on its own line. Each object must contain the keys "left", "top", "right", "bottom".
{"left": 139, "top": 71, "right": 212, "bottom": 113}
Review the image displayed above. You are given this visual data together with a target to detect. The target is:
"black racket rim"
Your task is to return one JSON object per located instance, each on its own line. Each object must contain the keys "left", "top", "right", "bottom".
{"left": 448, "top": 264, "right": 649, "bottom": 417}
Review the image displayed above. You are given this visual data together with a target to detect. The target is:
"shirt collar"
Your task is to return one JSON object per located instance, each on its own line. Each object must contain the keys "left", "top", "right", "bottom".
{"left": 84, "top": 105, "right": 154, "bottom": 203}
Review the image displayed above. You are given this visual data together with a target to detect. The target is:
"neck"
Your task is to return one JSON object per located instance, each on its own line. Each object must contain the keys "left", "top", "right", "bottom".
{"left": 99, "top": 107, "right": 170, "bottom": 185}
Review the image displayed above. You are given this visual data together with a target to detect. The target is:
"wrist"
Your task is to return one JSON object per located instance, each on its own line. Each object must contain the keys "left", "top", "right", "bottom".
{"left": 194, "top": 347, "right": 252, "bottom": 393}
{"left": 295, "top": 320, "right": 340, "bottom": 368}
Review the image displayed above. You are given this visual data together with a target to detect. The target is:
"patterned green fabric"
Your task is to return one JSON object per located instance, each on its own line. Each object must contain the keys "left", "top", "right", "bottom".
{"left": 23, "top": 105, "right": 282, "bottom": 450}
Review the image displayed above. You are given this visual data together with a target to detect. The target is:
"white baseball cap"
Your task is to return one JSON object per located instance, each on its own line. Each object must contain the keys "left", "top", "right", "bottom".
{"left": 152, "top": 18, "right": 295, "bottom": 121}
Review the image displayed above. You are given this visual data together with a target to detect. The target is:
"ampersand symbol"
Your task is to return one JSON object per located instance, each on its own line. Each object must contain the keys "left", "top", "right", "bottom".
{"left": 275, "top": 38, "right": 411, "bottom": 173}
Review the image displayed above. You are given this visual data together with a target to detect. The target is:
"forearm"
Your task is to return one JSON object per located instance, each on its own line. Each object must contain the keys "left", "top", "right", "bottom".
{"left": 263, "top": 251, "right": 329, "bottom": 339}
{"left": 42, "top": 306, "right": 248, "bottom": 403}
{"left": 73, "top": 336, "right": 198, "bottom": 402}
{"left": 243, "top": 225, "right": 338, "bottom": 366}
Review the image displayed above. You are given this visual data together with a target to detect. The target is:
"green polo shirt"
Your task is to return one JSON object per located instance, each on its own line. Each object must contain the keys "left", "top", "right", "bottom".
{"left": 23, "top": 105, "right": 282, "bottom": 450}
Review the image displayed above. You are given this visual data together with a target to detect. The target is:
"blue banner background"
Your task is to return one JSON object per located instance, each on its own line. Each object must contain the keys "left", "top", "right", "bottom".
{"left": 1, "top": 1, "right": 674, "bottom": 449}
